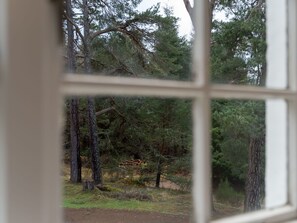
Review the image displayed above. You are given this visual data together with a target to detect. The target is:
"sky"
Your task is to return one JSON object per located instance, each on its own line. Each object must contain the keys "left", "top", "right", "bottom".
{"left": 138, "top": 0, "right": 194, "bottom": 38}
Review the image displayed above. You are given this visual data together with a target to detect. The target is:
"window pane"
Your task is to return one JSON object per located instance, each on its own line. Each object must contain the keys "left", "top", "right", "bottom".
{"left": 62, "top": 97, "right": 192, "bottom": 223}
{"left": 211, "top": 0, "right": 267, "bottom": 86}
{"left": 63, "top": 0, "right": 193, "bottom": 81}
{"left": 211, "top": 0, "right": 288, "bottom": 89}
{"left": 211, "top": 99, "right": 265, "bottom": 219}
{"left": 211, "top": 99, "right": 287, "bottom": 220}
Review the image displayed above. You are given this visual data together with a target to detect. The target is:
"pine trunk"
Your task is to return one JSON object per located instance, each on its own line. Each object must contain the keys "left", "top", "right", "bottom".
{"left": 87, "top": 97, "right": 102, "bottom": 184}
{"left": 244, "top": 137, "right": 262, "bottom": 212}
{"left": 155, "top": 159, "right": 161, "bottom": 188}
{"left": 83, "top": 0, "right": 102, "bottom": 184}
{"left": 66, "top": 0, "right": 82, "bottom": 183}
{"left": 70, "top": 98, "right": 81, "bottom": 183}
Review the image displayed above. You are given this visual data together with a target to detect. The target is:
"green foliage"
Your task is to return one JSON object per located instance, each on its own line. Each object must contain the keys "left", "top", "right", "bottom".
{"left": 212, "top": 100, "right": 265, "bottom": 183}
{"left": 64, "top": 0, "right": 193, "bottom": 187}
{"left": 64, "top": 1, "right": 267, "bottom": 212}
{"left": 215, "top": 180, "right": 244, "bottom": 206}
{"left": 149, "top": 8, "right": 191, "bottom": 80}
{"left": 84, "top": 1, "right": 192, "bottom": 80}
{"left": 211, "top": 0, "right": 266, "bottom": 85}
{"left": 211, "top": 0, "right": 266, "bottom": 197}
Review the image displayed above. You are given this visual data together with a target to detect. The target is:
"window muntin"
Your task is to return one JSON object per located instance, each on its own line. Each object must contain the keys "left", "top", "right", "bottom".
{"left": 61, "top": 0, "right": 297, "bottom": 222}
{"left": 0, "top": 0, "right": 296, "bottom": 222}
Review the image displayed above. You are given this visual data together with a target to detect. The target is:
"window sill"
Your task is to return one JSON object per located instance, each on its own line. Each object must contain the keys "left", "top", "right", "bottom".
{"left": 211, "top": 205, "right": 297, "bottom": 223}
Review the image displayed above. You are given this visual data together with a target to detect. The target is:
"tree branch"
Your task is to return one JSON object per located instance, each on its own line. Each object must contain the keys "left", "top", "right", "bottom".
{"left": 209, "top": 0, "right": 216, "bottom": 23}
{"left": 90, "top": 27, "right": 118, "bottom": 41}
{"left": 95, "top": 105, "right": 126, "bottom": 120}
{"left": 90, "top": 17, "right": 141, "bottom": 41}
{"left": 95, "top": 106, "right": 115, "bottom": 116}
{"left": 63, "top": 12, "right": 87, "bottom": 49}
{"left": 183, "top": 0, "right": 194, "bottom": 25}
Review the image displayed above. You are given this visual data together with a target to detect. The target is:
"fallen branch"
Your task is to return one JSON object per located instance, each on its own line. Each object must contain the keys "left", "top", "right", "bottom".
{"left": 95, "top": 106, "right": 115, "bottom": 116}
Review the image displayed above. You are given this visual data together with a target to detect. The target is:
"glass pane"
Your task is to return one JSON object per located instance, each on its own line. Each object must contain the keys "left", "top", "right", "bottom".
{"left": 265, "top": 99, "right": 287, "bottom": 208}
{"left": 211, "top": 0, "right": 268, "bottom": 86}
{"left": 63, "top": 0, "right": 193, "bottom": 81}
{"left": 63, "top": 97, "right": 192, "bottom": 223}
{"left": 211, "top": 99, "right": 287, "bottom": 220}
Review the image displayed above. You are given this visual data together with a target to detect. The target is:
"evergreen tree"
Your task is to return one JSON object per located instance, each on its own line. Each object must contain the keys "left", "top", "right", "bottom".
{"left": 64, "top": 0, "right": 192, "bottom": 186}
{"left": 210, "top": 0, "right": 266, "bottom": 211}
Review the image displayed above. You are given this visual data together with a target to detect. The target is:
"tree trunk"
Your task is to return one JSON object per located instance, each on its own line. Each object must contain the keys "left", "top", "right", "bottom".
{"left": 244, "top": 137, "right": 263, "bottom": 212}
{"left": 83, "top": 180, "right": 95, "bottom": 191}
{"left": 87, "top": 97, "right": 102, "bottom": 184}
{"left": 83, "top": 0, "right": 102, "bottom": 184}
{"left": 70, "top": 98, "right": 81, "bottom": 183}
{"left": 155, "top": 159, "right": 161, "bottom": 188}
{"left": 66, "top": 0, "right": 82, "bottom": 183}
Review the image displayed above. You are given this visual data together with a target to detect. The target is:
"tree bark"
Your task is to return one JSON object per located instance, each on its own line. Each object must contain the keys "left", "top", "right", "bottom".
{"left": 244, "top": 137, "right": 263, "bottom": 212}
{"left": 87, "top": 97, "right": 102, "bottom": 184}
{"left": 183, "top": 0, "right": 194, "bottom": 25}
{"left": 70, "top": 98, "right": 81, "bottom": 183}
{"left": 155, "top": 159, "right": 161, "bottom": 188}
{"left": 83, "top": 0, "right": 102, "bottom": 184}
{"left": 183, "top": 0, "right": 216, "bottom": 26}
{"left": 66, "top": 0, "right": 82, "bottom": 183}
{"left": 83, "top": 180, "right": 95, "bottom": 191}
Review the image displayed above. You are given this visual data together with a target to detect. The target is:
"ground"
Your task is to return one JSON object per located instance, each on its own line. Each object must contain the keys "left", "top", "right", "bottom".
{"left": 64, "top": 208, "right": 190, "bottom": 223}
{"left": 63, "top": 165, "right": 243, "bottom": 222}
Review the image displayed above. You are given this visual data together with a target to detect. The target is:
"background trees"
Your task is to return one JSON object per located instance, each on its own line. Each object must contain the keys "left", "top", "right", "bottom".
{"left": 210, "top": 0, "right": 266, "bottom": 211}
{"left": 63, "top": 0, "right": 267, "bottom": 214}
{"left": 63, "top": 0, "right": 192, "bottom": 187}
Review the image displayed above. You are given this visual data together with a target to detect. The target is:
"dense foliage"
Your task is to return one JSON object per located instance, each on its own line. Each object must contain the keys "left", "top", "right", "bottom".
{"left": 64, "top": 0, "right": 266, "bottom": 213}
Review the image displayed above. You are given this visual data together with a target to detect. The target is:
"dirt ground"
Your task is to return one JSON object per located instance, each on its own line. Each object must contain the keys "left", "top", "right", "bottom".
{"left": 64, "top": 208, "right": 191, "bottom": 223}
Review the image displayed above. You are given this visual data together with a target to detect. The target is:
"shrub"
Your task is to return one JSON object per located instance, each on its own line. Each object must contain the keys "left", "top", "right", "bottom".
{"left": 215, "top": 180, "right": 244, "bottom": 206}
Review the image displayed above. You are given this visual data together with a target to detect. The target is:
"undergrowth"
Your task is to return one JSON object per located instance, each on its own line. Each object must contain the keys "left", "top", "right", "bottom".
{"left": 214, "top": 180, "right": 244, "bottom": 207}
{"left": 63, "top": 181, "right": 191, "bottom": 215}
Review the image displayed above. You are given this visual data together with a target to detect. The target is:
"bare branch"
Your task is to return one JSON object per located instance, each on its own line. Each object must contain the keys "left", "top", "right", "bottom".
{"left": 90, "top": 17, "right": 140, "bottom": 41}
{"left": 209, "top": 0, "right": 216, "bottom": 23}
{"left": 245, "top": 0, "right": 265, "bottom": 21}
{"left": 183, "top": 0, "right": 194, "bottom": 25}
{"left": 96, "top": 106, "right": 115, "bottom": 116}
{"left": 90, "top": 27, "right": 118, "bottom": 41}
{"left": 95, "top": 105, "right": 125, "bottom": 121}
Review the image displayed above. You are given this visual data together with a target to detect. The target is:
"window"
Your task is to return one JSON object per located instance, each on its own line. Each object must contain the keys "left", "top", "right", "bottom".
{"left": 1, "top": 0, "right": 297, "bottom": 223}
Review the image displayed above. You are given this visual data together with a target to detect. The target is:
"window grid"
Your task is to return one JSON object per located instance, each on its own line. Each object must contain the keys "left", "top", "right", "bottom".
{"left": 61, "top": 75, "right": 297, "bottom": 223}
{"left": 60, "top": 0, "right": 297, "bottom": 222}
{"left": 68, "top": 0, "right": 294, "bottom": 221}
{"left": 1, "top": 0, "right": 297, "bottom": 222}
{"left": 62, "top": 75, "right": 297, "bottom": 100}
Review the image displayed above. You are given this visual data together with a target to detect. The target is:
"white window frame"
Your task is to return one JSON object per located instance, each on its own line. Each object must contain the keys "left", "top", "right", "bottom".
{"left": 1, "top": 0, "right": 297, "bottom": 223}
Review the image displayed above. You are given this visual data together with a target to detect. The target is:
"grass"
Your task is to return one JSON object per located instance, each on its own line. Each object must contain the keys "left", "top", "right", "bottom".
{"left": 214, "top": 180, "right": 245, "bottom": 207}
{"left": 62, "top": 165, "right": 243, "bottom": 218}
{"left": 63, "top": 181, "right": 192, "bottom": 216}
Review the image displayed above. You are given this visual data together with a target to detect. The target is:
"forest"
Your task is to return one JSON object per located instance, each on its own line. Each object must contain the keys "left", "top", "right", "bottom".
{"left": 63, "top": 0, "right": 266, "bottom": 221}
